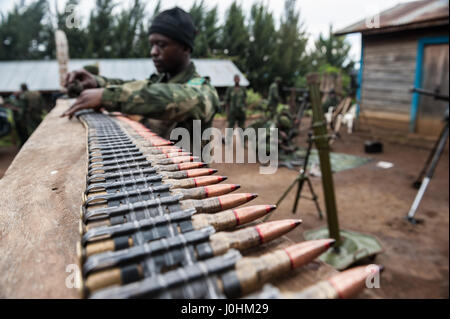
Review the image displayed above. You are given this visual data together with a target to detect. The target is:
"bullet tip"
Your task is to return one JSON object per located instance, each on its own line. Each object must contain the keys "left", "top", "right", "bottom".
{"left": 249, "top": 193, "right": 258, "bottom": 199}
{"left": 233, "top": 184, "right": 241, "bottom": 190}
{"left": 210, "top": 169, "right": 218, "bottom": 174}
{"left": 326, "top": 239, "right": 336, "bottom": 248}
{"left": 220, "top": 176, "right": 228, "bottom": 181}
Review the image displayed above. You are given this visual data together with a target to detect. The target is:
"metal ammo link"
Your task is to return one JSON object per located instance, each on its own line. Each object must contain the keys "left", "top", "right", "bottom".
{"left": 82, "top": 193, "right": 184, "bottom": 223}
{"left": 87, "top": 167, "right": 158, "bottom": 184}
{"left": 81, "top": 208, "right": 197, "bottom": 245}
{"left": 82, "top": 226, "right": 216, "bottom": 275}
{"left": 84, "top": 184, "right": 172, "bottom": 207}
{"left": 85, "top": 175, "right": 164, "bottom": 195}
{"left": 89, "top": 250, "right": 241, "bottom": 299}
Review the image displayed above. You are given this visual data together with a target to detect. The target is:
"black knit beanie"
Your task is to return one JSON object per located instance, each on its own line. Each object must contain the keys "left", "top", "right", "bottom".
{"left": 149, "top": 7, "right": 196, "bottom": 51}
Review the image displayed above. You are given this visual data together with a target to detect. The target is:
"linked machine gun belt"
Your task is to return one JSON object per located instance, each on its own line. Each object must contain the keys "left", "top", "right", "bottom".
{"left": 74, "top": 109, "right": 381, "bottom": 299}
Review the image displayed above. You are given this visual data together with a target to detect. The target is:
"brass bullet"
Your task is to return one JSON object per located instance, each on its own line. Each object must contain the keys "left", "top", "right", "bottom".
{"left": 225, "top": 238, "right": 336, "bottom": 297}
{"left": 290, "top": 264, "right": 383, "bottom": 299}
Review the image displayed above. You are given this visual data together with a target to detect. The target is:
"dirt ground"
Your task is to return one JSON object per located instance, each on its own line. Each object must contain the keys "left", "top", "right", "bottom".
{"left": 213, "top": 117, "right": 449, "bottom": 299}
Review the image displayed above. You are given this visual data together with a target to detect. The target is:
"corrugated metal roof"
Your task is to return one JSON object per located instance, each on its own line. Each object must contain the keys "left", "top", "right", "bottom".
{"left": 0, "top": 58, "right": 249, "bottom": 93}
{"left": 335, "top": 0, "right": 449, "bottom": 35}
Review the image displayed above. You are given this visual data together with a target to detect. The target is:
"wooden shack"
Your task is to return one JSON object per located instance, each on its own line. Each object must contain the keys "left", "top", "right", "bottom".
{"left": 336, "top": 0, "right": 449, "bottom": 142}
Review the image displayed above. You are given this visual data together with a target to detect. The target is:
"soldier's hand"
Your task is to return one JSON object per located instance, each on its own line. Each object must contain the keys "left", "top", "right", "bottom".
{"left": 61, "top": 88, "right": 104, "bottom": 119}
{"left": 64, "top": 69, "right": 98, "bottom": 90}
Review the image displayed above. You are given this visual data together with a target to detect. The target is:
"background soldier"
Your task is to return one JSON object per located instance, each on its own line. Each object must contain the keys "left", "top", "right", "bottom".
{"left": 62, "top": 7, "right": 220, "bottom": 153}
{"left": 18, "top": 84, "right": 44, "bottom": 140}
{"left": 224, "top": 74, "right": 247, "bottom": 143}
{"left": 0, "top": 96, "right": 12, "bottom": 138}
{"left": 275, "top": 105, "right": 299, "bottom": 156}
{"left": 267, "top": 76, "right": 282, "bottom": 118}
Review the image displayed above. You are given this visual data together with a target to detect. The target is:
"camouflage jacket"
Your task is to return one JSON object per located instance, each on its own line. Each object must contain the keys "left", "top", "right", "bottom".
{"left": 267, "top": 82, "right": 280, "bottom": 107}
{"left": 18, "top": 91, "right": 44, "bottom": 129}
{"left": 95, "top": 62, "right": 220, "bottom": 140}
{"left": 224, "top": 86, "right": 246, "bottom": 115}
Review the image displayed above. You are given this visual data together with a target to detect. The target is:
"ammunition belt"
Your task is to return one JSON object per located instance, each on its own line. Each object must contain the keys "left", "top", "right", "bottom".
{"left": 78, "top": 111, "right": 247, "bottom": 298}
{"left": 75, "top": 111, "right": 317, "bottom": 299}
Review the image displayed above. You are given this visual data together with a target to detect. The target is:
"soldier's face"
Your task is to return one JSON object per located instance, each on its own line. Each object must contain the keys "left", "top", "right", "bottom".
{"left": 149, "top": 33, "right": 189, "bottom": 74}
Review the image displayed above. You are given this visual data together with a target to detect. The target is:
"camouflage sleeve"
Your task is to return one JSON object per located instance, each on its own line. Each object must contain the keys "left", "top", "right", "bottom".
{"left": 101, "top": 80, "right": 219, "bottom": 123}
{"left": 94, "top": 75, "right": 133, "bottom": 88}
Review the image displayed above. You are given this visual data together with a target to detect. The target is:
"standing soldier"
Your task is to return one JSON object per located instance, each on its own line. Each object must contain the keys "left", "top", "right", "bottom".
{"left": 224, "top": 74, "right": 247, "bottom": 143}
{"left": 267, "top": 76, "right": 282, "bottom": 118}
{"left": 2, "top": 95, "right": 26, "bottom": 145}
{"left": 17, "top": 84, "right": 44, "bottom": 143}
{"left": 62, "top": 7, "right": 220, "bottom": 153}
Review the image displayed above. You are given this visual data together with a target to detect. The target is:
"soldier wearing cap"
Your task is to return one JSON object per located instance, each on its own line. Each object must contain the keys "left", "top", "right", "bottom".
{"left": 62, "top": 7, "right": 220, "bottom": 150}
{"left": 267, "top": 77, "right": 282, "bottom": 118}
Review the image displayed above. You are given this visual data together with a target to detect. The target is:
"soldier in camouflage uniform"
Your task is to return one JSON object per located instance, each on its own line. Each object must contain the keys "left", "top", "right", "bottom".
{"left": 224, "top": 75, "right": 246, "bottom": 143}
{"left": 267, "top": 77, "right": 282, "bottom": 118}
{"left": 62, "top": 7, "right": 219, "bottom": 151}
{"left": 275, "top": 104, "right": 299, "bottom": 156}
{"left": 18, "top": 84, "right": 44, "bottom": 137}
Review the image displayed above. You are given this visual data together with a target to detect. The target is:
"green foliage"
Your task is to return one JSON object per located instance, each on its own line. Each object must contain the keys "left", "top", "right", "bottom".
{"left": 85, "top": 0, "right": 117, "bottom": 58}
{"left": 246, "top": 88, "right": 262, "bottom": 106}
{"left": 318, "top": 63, "right": 351, "bottom": 92}
{"left": 220, "top": 2, "right": 249, "bottom": 71}
{"left": 54, "top": 0, "right": 88, "bottom": 58}
{"left": 0, "top": 0, "right": 52, "bottom": 60}
{"left": 312, "top": 24, "right": 355, "bottom": 72}
{"left": 273, "top": 0, "right": 309, "bottom": 87}
{"left": 113, "top": 0, "right": 147, "bottom": 58}
{"left": 189, "top": 1, "right": 220, "bottom": 58}
{"left": 245, "top": 89, "right": 267, "bottom": 115}
{"left": 0, "top": 0, "right": 356, "bottom": 99}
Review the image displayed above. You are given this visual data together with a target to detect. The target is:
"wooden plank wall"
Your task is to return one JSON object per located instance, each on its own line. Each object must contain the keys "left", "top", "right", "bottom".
{"left": 360, "top": 27, "right": 448, "bottom": 135}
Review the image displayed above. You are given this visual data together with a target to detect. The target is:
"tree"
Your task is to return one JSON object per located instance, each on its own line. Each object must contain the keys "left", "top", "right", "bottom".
{"left": 189, "top": 0, "right": 207, "bottom": 57}
{"left": 246, "top": 3, "right": 277, "bottom": 92}
{"left": 0, "top": 0, "right": 52, "bottom": 60}
{"left": 203, "top": 6, "right": 220, "bottom": 57}
{"left": 220, "top": 1, "right": 249, "bottom": 71}
{"left": 313, "top": 24, "right": 355, "bottom": 72}
{"left": 85, "top": 0, "right": 117, "bottom": 58}
{"left": 273, "top": 0, "right": 309, "bottom": 87}
{"left": 54, "top": 0, "right": 89, "bottom": 59}
{"left": 113, "top": 0, "right": 146, "bottom": 58}
{"left": 189, "top": 1, "right": 220, "bottom": 58}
